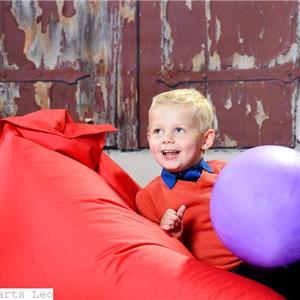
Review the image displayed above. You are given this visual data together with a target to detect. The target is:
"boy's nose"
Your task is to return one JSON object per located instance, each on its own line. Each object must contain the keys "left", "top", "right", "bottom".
{"left": 162, "top": 132, "right": 174, "bottom": 143}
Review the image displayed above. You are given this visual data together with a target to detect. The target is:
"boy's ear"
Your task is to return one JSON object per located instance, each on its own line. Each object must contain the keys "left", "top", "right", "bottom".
{"left": 201, "top": 129, "right": 215, "bottom": 150}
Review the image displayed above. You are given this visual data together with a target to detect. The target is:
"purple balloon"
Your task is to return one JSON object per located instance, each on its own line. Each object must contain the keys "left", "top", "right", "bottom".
{"left": 211, "top": 145, "right": 300, "bottom": 267}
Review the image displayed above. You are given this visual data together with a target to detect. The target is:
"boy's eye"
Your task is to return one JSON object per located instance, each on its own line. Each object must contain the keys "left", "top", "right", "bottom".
{"left": 153, "top": 128, "right": 162, "bottom": 135}
{"left": 174, "top": 127, "right": 185, "bottom": 134}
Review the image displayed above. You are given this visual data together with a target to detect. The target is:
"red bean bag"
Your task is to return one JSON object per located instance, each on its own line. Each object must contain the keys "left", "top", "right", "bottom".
{"left": 0, "top": 110, "right": 283, "bottom": 299}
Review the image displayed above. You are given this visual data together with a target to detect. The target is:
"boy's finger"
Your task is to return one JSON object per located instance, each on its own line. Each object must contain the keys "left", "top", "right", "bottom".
{"left": 177, "top": 205, "right": 186, "bottom": 218}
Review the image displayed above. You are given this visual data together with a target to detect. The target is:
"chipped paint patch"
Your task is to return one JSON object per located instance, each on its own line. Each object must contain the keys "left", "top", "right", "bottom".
{"left": 0, "top": 83, "right": 20, "bottom": 117}
{"left": 255, "top": 98, "right": 269, "bottom": 129}
{"left": 232, "top": 53, "right": 255, "bottom": 69}
{"left": 11, "top": 1, "right": 63, "bottom": 69}
{"left": 237, "top": 24, "right": 243, "bottom": 44}
{"left": 259, "top": 28, "right": 266, "bottom": 39}
{"left": 160, "top": 0, "right": 174, "bottom": 72}
{"left": 245, "top": 104, "right": 252, "bottom": 115}
{"left": 0, "top": 31, "right": 18, "bottom": 69}
{"left": 119, "top": 0, "right": 135, "bottom": 23}
{"left": 205, "top": 0, "right": 211, "bottom": 22}
{"left": 34, "top": 81, "right": 52, "bottom": 109}
{"left": 185, "top": 0, "right": 192, "bottom": 11}
{"left": 0, "top": 98, "right": 4, "bottom": 111}
{"left": 268, "top": 43, "right": 297, "bottom": 67}
{"left": 205, "top": 0, "right": 212, "bottom": 50}
{"left": 1, "top": 99, "right": 18, "bottom": 117}
{"left": 291, "top": 87, "right": 300, "bottom": 142}
{"left": 224, "top": 134, "right": 237, "bottom": 147}
{"left": 224, "top": 97, "right": 232, "bottom": 110}
{"left": 192, "top": 51, "right": 205, "bottom": 72}
{"left": 216, "top": 17, "right": 221, "bottom": 43}
{"left": 207, "top": 94, "right": 218, "bottom": 131}
{"left": 209, "top": 51, "right": 221, "bottom": 70}
{"left": 295, "top": 94, "right": 300, "bottom": 143}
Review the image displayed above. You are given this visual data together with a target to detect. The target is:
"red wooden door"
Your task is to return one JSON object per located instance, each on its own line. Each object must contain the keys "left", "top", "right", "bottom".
{"left": 1, "top": 1, "right": 299, "bottom": 150}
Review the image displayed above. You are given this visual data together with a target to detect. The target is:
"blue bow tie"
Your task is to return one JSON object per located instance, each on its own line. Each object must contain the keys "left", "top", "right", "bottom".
{"left": 161, "top": 160, "right": 213, "bottom": 189}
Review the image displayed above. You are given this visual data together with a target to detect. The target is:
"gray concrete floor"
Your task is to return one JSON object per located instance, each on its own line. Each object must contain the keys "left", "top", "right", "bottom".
{"left": 105, "top": 142, "right": 300, "bottom": 187}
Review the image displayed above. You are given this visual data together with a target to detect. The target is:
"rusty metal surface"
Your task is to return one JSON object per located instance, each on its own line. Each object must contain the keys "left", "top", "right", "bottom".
{"left": 139, "top": 0, "right": 298, "bottom": 148}
{"left": 0, "top": 0, "right": 138, "bottom": 149}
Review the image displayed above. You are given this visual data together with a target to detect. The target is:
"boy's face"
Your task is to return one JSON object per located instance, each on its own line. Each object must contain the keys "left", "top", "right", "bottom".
{"left": 148, "top": 104, "right": 207, "bottom": 173}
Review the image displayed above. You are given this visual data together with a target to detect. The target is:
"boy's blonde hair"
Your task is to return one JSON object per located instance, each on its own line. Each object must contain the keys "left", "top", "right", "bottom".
{"left": 149, "top": 88, "right": 213, "bottom": 134}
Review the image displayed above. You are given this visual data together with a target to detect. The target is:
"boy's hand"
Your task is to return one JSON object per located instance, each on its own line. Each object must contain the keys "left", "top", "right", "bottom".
{"left": 160, "top": 205, "right": 186, "bottom": 238}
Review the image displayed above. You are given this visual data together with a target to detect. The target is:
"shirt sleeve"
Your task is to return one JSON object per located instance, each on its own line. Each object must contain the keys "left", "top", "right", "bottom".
{"left": 135, "top": 188, "right": 160, "bottom": 224}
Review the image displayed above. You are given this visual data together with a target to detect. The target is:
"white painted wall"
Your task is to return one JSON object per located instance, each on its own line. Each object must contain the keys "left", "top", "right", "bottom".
{"left": 105, "top": 142, "right": 300, "bottom": 187}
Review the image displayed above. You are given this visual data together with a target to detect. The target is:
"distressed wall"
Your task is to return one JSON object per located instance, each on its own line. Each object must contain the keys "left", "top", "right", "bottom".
{"left": 1, "top": 0, "right": 300, "bottom": 149}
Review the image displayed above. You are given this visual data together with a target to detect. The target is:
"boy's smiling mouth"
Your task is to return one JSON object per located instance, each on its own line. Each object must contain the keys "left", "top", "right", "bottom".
{"left": 161, "top": 149, "right": 180, "bottom": 160}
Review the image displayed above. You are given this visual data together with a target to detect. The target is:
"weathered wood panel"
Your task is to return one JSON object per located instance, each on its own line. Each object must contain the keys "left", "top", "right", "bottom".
{"left": 139, "top": 0, "right": 299, "bottom": 148}
{"left": 0, "top": 0, "right": 138, "bottom": 149}
{"left": 1, "top": 0, "right": 299, "bottom": 149}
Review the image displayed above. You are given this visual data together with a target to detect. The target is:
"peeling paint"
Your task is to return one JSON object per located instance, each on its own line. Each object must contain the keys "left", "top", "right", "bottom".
{"left": 232, "top": 53, "right": 255, "bottom": 69}
{"left": 209, "top": 51, "right": 221, "bottom": 70}
{"left": 11, "top": 1, "right": 63, "bottom": 69}
{"left": 268, "top": 43, "right": 297, "bottom": 67}
{"left": 119, "top": 0, "right": 135, "bottom": 23}
{"left": 224, "top": 134, "right": 237, "bottom": 147}
{"left": 255, "top": 98, "right": 269, "bottom": 129}
{"left": 216, "top": 17, "right": 221, "bottom": 43}
{"left": 295, "top": 5, "right": 300, "bottom": 143}
{"left": 245, "top": 104, "right": 251, "bottom": 115}
{"left": 295, "top": 92, "right": 300, "bottom": 143}
{"left": 0, "top": 84, "right": 5, "bottom": 97}
{"left": 236, "top": 89, "right": 243, "bottom": 105}
{"left": 1, "top": 0, "right": 298, "bottom": 149}
{"left": 205, "top": 0, "right": 211, "bottom": 23}
{"left": 224, "top": 97, "right": 232, "bottom": 110}
{"left": 205, "top": 0, "right": 211, "bottom": 50}
{"left": 185, "top": 0, "right": 192, "bottom": 11}
{"left": 0, "top": 82, "right": 19, "bottom": 117}
{"left": 192, "top": 51, "right": 205, "bottom": 72}
{"left": 34, "top": 81, "right": 52, "bottom": 109}
{"left": 3, "top": 0, "right": 138, "bottom": 148}
{"left": 0, "top": 28, "right": 18, "bottom": 69}
{"left": 160, "top": 0, "right": 174, "bottom": 72}
{"left": 207, "top": 94, "right": 218, "bottom": 131}
{"left": 259, "top": 28, "right": 265, "bottom": 39}
{"left": 1, "top": 99, "right": 17, "bottom": 117}
{"left": 0, "top": 98, "right": 4, "bottom": 111}
{"left": 237, "top": 24, "right": 243, "bottom": 44}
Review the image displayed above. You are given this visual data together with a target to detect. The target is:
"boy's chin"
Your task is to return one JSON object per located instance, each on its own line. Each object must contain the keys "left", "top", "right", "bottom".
{"left": 164, "top": 166, "right": 182, "bottom": 173}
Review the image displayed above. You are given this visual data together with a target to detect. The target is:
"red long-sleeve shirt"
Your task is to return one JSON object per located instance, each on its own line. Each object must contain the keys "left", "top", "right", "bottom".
{"left": 136, "top": 160, "right": 241, "bottom": 271}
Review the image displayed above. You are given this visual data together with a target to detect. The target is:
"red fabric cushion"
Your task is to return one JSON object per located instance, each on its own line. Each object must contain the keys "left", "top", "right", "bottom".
{"left": 0, "top": 109, "right": 116, "bottom": 170}
{"left": 0, "top": 110, "right": 284, "bottom": 299}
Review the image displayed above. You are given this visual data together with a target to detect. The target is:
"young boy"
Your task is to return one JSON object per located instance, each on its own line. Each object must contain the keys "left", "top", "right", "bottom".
{"left": 135, "top": 88, "right": 241, "bottom": 271}
{"left": 136, "top": 88, "right": 299, "bottom": 298}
